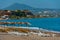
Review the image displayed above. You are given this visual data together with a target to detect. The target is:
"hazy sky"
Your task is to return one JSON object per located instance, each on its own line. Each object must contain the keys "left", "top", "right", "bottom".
{"left": 0, "top": 0, "right": 60, "bottom": 9}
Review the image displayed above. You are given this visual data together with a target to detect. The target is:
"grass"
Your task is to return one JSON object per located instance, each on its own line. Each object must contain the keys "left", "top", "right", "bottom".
{"left": 0, "top": 27, "right": 31, "bottom": 33}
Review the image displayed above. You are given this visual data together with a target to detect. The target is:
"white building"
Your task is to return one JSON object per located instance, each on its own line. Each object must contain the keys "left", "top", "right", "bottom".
{"left": 1, "top": 15, "right": 9, "bottom": 19}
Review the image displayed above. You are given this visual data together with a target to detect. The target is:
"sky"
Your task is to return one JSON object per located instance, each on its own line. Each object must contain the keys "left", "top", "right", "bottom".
{"left": 0, "top": 0, "right": 60, "bottom": 9}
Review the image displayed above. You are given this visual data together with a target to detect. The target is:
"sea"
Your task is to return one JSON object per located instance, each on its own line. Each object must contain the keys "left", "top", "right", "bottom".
{"left": 0, "top": 18, "right": 60, "bottom": 33}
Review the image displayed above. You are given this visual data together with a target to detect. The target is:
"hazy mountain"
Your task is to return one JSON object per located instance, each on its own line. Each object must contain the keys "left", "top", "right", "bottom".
{"left": 3, "top": 3, "right": 40, "bottom": 11}
{"left": 3, "top": 3, "right": 60, "bottom": 15}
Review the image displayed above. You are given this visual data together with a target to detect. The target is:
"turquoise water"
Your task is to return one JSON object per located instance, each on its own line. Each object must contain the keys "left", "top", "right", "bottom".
{"left": 0, "top": 18, "right": 60, "bottom": 32}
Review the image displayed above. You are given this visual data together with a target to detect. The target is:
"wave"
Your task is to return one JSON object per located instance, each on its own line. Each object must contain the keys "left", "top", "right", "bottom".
{"left": 39, "top": 28, "right": 60, "bottom": 33}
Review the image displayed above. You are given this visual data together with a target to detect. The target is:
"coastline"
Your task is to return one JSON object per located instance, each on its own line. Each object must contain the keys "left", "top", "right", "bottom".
{"left": 0, "top": 26, "right": 60, "bottom": 37}
{"left": 0, "top": 25, "right": 60, "bottom": 33}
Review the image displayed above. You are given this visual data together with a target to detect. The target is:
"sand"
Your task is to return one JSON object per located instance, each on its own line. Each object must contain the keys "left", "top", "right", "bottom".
{"left": 0, "top": 33, "right": 60, "bottom": 40}
{"left": 0, "top": 27, "right": 60, "bottom": 40}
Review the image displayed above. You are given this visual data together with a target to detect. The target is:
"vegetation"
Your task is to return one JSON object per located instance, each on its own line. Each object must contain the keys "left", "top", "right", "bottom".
{"left": 0, "top": 27, "right": 31, "bottom": 33}
{"left": 1, "top": 9, "right": 59, "bottom": 19}
{"left": 9, "top": 10, "right": 33, "bottom": 19}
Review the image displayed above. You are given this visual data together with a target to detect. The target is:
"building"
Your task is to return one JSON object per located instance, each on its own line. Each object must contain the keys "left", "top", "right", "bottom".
{"left": 0, "top": 10, "right": 11, "bottom": 19}
{"left": 22, "top": 10, "right": 33, "bottom": 17}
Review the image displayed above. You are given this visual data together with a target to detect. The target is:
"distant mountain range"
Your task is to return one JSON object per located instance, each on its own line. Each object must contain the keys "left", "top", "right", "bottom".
{"left": 2, "top": 3, "right": 60, "bottom": 10}
{"left": 3, "top": 3, "right": 40, "bottom": 11}
{"left": 2, "top": 3, "right": 60, "bottom": 15}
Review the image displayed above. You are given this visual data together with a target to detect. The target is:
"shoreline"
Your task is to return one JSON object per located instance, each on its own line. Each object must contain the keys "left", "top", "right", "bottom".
{"left": 0, "top": 25, "right": 60, "bottom": 33}
{"left": 0, "top": 26, "right": 60, "bottom": 37}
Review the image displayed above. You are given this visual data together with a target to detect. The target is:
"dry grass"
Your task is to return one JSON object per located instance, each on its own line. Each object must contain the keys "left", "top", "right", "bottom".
{"left": 0, "top": 27, "right": 31, "bottom": 33}
{"left": 0, "top": 27, "right": 60, "bottom": 37}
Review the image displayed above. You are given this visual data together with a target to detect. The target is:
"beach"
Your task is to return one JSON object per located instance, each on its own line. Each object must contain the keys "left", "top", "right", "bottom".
{"left": 0, "top": 32, "right": 60, "bottom": 40}
{"left": 0, "top": 0, "right": 60, "bottom": 40}
{"left": 0, "top": 26, "right": 60, "bottom": 40}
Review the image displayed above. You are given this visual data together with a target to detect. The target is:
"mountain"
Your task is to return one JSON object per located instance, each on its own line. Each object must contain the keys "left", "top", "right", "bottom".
{"left": 3, "top": 3, "right": 60, "bottom": 15}
{"left": 3, "top": 3, "right": 40, "bottom": 11}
